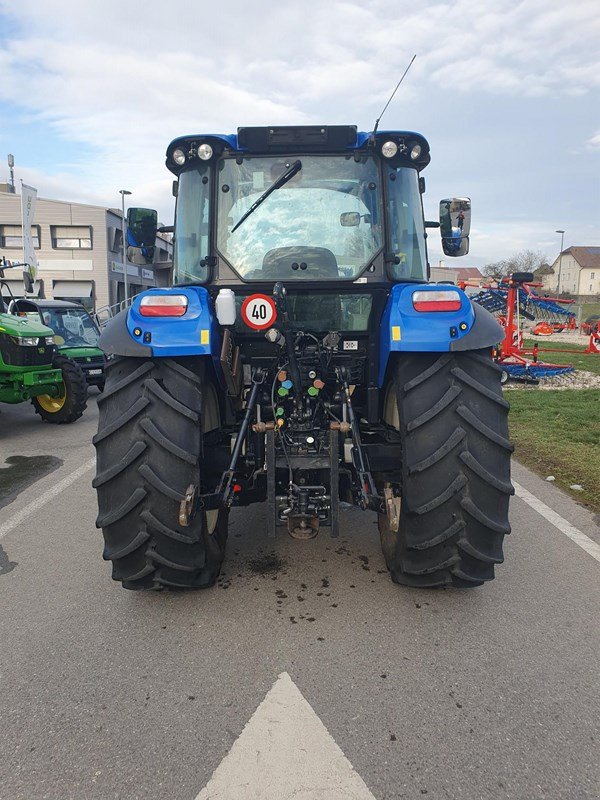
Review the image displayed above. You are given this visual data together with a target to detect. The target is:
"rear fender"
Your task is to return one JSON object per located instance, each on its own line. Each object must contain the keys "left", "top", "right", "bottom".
{"left": 378, "top": 283, "right": 502, "bottom": 385}
{"left": 99, "top": 287, "right": 224, "bottom": 380}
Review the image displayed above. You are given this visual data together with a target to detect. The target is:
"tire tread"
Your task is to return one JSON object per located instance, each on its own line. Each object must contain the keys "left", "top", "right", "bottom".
{"left": 94, "top": 356, "right": 227, "bottom": 589}
{"left": 380, "top": 349, "right": 512, "bottom": 588}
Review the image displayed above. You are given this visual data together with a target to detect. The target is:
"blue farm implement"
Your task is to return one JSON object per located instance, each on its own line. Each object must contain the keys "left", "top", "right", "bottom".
{"left": 469, "top": 280, "right": 577, "bottom": 333}
{"left": 488, "top": 272, "right": 575, "bottom": 382}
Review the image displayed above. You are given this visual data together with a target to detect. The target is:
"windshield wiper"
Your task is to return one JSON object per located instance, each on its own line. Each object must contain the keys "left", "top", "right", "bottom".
{"left": 231, "top": 159, "right": 302, "bottom": 233}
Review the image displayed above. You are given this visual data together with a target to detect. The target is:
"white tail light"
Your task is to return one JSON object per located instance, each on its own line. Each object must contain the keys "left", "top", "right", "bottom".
{"left": 139, "top": 294, "right": 188, "bottom": 317}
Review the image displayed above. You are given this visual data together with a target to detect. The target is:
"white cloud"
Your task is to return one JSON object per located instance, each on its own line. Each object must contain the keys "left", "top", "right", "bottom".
{"left": 587, "top": 131, "right": 600, "bottom": 149}
{"left": 0, "top": 0, "right": 598, "bottom": 246}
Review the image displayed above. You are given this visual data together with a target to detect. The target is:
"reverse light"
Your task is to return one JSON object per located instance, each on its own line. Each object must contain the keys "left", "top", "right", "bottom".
{"left": 412, "top": 290, "right": 462, "bottom": 312}
{"left": 381, "top": 141, "right": 398, "bottom": 158}
{"left": 139, "top": 294, "right": 188, "bottom": 317}
{"left": 197, "top": 143, "right": 213, "bottom": 160}
{"left": 173, "top": 148, "right": 186, "bottom": 165}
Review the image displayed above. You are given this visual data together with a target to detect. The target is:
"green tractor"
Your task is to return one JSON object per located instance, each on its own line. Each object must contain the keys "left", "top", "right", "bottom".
{"left": 13, "top": 299, "right": 106, "bottom": 391}
{"left": 0, "top": 265, "right": 87, "bottom": 423}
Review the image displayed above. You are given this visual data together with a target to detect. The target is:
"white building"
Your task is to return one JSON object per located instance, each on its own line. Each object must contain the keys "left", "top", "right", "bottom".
{"left": 0, "top": 186, "right": 172, "bottom": 311}
{"left": 542, "top": 246, "right": 600, "bottom": 296}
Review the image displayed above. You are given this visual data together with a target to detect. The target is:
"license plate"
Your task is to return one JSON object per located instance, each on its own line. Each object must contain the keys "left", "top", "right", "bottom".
{"left": 88, "top": 369, "right": 102, "bottom": 375}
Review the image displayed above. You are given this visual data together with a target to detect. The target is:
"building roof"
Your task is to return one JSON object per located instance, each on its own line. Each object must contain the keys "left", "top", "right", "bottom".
{"left": 562, "top": 246, "right": 600, "bottom": 269}
{"left": 454, "top": 267, "right": 484, "bottom": 281}
{"left": 533, "top": 264, "right": 554, "bottom": 276}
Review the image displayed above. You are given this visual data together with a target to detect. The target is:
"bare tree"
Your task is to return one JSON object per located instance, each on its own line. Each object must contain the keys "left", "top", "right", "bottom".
{"left": 511, "top": 249, "right": 548, "bottom": 273}
{"left": 482, "top": 249, "right": 548, "bottom": 282}
{"left": 482, "top": 261, "right": 507, "bottom": 281}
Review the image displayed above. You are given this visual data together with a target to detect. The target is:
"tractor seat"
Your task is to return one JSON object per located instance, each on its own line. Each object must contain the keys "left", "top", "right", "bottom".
{"left": 253, "top": 246, "right": 342, "bottom": 329}
{"left": 260, "top": 246, "right": 340, "bottom": 279}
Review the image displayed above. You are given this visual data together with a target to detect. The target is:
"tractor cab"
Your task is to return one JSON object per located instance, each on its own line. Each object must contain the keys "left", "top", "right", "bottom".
{"left": 165, "top": 125, "right": 469, "bottom": 288}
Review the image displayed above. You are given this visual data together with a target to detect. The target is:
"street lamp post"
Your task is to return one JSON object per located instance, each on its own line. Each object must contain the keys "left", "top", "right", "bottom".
{"left": 120, "top": 189, "right": 132, "bottom": 306}
{"left": 7, "top": 154, "right": 15, "bottom": 192}
{"left": 555, "top": 229, "right": 565, "bottom": 295}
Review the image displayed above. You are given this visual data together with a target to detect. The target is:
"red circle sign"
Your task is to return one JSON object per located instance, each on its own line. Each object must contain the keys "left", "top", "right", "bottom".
{"left": 241, "top": 294, "right": 277, "bottom": 330}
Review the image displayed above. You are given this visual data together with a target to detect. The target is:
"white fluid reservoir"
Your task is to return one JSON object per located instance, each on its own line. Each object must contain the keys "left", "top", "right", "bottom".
{"left": 215, "top": 288, "right": 236, "bottom": 326}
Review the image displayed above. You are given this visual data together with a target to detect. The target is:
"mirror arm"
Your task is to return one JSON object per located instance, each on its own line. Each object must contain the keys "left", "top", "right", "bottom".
{"left": 425, "top": 221, "right": 440, "bottom": 228}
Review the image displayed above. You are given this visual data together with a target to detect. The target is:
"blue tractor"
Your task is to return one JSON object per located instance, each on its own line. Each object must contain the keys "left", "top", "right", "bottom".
{"left": 94, "top": 126, "right": 512, "bottom": 590}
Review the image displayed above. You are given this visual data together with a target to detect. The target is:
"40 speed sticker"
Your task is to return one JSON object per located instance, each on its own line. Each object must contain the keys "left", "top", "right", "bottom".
{"left": 241, "top": 294, "right": 277, "bottom": 331}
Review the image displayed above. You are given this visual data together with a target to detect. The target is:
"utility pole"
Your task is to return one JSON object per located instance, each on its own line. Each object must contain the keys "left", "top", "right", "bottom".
{"left": 119, "top": 189, "right": 132, "bottom": 306}
{"left": 555, "top": 229, "right": 565, "bottom": 295}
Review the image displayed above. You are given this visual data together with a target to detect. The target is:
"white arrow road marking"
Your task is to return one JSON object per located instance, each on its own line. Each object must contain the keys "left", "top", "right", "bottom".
{"left": 513, "top": 480, "right": 600, "bottom": 564}
{"left": 195, "top": 672, "right": 377, "bottom": 800}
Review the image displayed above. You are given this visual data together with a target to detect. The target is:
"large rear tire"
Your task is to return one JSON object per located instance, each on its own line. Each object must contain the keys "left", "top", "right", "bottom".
{"left": 378, "top": 350, "right": 513, "bottom": 588}
{"left": 93, "top": 356, "right": 227, "bottom": 590}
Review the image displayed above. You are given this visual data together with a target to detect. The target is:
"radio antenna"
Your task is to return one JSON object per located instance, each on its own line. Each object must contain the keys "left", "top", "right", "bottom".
{"left": 372, "top": 54, "right": 417, "bottom": 137}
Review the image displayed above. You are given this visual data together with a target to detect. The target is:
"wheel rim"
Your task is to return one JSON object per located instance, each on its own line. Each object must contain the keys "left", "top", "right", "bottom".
{"left": 36, "top": 391, "right": 66, "bottom": 412}
{"left": 205, "top": 509, "right": 219, "bottom": 534}
{"left": 378, "top": 382, "right": 402, "bottom": 552}
{"left": 203, "top": 383, "right": 220, "bottom": 535}
{"left": 383, "top": 381, "right": 400, "bottom": 430}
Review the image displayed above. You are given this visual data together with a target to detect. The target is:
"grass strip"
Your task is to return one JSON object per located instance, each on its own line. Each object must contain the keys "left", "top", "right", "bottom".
{"left": 509, "top": 388, "right": 600, "bottom": 513}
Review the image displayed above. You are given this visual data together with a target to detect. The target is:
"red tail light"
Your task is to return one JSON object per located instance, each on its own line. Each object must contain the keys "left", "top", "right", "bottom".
{"left": 139, "top": 294, "right": 188, "bottom": 317}
{"left": 412, "top": 290, "right": 462, "bottom": 312}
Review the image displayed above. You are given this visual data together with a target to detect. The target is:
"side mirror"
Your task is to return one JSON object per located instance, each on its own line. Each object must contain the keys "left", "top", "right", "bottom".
{"left": 340, "top": 212, "right": 360, "bottom": 227}
{"left": 127, "top": 207, "right": 158, "bottom": 248}
{"left": 22, "top": 271, "right": 34, "bottom": 294}
{"left": 439, "top": 197, "right": 471, "bottom": 257}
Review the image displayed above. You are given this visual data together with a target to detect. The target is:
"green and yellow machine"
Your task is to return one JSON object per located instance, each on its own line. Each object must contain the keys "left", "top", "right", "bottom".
{"left": 0, "top": 266, "right": 87, "bottom": 423}
{"left": 14, "top": 299, "right": 105, "bottom": 390}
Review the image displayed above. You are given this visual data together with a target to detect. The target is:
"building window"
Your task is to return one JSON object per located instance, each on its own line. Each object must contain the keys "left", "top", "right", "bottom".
{"left": 591, "top": 272, "right": 595, "bottom": 279}
{"left": 112, "top": 228, "right": 123, "bottom": 252}
{"left": 0, "top": 224, "right": 41, "bottom": 248}
{"left": 51, "top": 225, "right": 92, "bottom": 249}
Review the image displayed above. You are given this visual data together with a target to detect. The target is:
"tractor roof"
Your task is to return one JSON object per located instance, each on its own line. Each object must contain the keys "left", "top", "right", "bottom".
{"left": 166, "top": 125, "right": 431, "bottom": 174}
{"left": 16, "top": 299, "right": 87, "bottom": 310}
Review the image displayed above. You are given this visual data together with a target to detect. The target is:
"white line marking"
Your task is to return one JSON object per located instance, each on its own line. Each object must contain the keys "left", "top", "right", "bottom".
{"left": 513, "top": 480, "right": 600, "bottom": 564}
{"left": 0, "top": 456, "right": 95, "bottom": 540}
{"left": 195, "top": 671, "right": 377, "bottom": 800}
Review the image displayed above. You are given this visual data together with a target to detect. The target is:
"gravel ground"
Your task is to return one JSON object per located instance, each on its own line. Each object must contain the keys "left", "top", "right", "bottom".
{"left": 523, "top": 327, "right": 593, "bottom": 345}
{"left": 504, "top": 369, "right": 600, "bottom": 390}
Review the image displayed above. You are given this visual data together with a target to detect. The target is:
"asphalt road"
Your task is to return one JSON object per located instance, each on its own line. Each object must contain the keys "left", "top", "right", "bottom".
{"left": 0, "top": 394, "right": 599, "bottom": 800}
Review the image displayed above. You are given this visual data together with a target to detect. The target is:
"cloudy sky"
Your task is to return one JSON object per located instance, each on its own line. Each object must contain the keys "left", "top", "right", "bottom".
{"left": 0, "top": 0, "right": 598, "bottom": 268}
